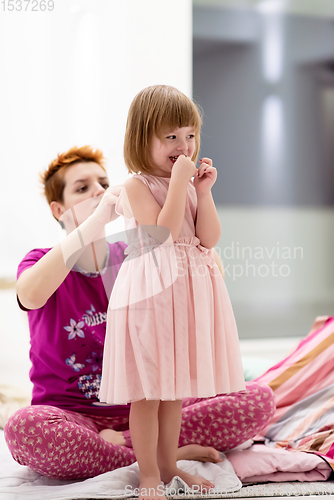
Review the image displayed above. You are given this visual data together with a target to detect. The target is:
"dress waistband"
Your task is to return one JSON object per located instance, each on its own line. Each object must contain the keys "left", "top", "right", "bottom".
{"left": 124, "top": 236, "right": 215, "bottom": 268}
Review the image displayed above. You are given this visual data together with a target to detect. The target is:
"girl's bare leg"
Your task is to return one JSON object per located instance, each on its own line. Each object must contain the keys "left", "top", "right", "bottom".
{"left": 157, "top": 400, "right": 215, "bottom": 492}
{"left": 129, "top": 399, "right": 165, "bottom": 500}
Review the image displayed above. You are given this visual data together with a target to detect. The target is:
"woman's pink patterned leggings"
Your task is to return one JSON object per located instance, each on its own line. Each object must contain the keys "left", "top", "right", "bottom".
{"left": 4, "top": 382, "right": 274, "bottom": 480}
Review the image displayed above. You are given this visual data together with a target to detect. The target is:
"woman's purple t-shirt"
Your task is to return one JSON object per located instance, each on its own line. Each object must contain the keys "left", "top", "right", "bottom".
{"left": 17, "top": 242, "right": 130, "bottom": 416}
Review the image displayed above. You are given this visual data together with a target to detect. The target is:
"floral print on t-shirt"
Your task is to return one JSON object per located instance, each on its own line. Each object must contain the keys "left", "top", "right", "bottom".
{"left": 62, "top": 304, "right": 106, "bottom": 397}
{"left": 65, "top": 353, "right": 85, "bottom": 371}
{"left": 78, "top": 374, "right": 102, "bottom": 399}
{"left": 86, "top": 351, "right": 103, "bottom": 372}
{"left": 63, "top": 319, "right": 85, "bottom": 339}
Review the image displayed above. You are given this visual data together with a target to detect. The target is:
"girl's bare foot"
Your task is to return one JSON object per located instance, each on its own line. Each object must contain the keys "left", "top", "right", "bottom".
{"left": 139, "top": 474, "right": 166, "bottom": 500}
{"left": 176, "top": 444, "right": 222, "bottom": 463}
{"left": 99, "top": 429, "right": 126, "bottom": 446}
{"left": 160, "top": 467, "right": 214, "bottom": 494}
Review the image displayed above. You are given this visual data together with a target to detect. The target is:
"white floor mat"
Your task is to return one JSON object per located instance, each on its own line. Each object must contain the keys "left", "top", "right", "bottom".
{"left": 0, "top": 430, "right": 241, "bottom": 500}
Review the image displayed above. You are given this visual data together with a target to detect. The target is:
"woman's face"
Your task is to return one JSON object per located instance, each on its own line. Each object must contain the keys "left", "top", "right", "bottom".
{"left": 51, "top": 161, "right": 109, "bottom": 228}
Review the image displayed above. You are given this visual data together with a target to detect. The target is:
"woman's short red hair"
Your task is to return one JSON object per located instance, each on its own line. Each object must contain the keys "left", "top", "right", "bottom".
{"left": 40, "top": 145, "right": 106, "bottom": 205}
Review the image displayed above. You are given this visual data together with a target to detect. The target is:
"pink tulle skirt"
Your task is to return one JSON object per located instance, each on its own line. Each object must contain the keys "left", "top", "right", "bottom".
{"left": 99, "top": 236, "right": 245, "bottom": 405}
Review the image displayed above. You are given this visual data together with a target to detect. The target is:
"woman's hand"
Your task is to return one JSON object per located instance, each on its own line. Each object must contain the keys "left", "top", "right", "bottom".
{"left": 171, "top": 154, "right": 197, "bottom": 183}
{"left": 91, "top": 185, "right": 123, "bottom": 226}
{"left": 193, "top": 157, "right": 217, "bottom": 195}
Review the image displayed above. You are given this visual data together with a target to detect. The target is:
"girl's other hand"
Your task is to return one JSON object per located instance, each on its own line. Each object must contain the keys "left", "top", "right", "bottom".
{"left": 171, "top": 154, "right": 197, "bottom": 183}
{"left": 193, "top": 157, "right": 217, "bottom": 195}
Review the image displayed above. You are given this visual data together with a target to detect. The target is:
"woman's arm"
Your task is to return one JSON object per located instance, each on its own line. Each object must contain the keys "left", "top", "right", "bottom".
{"left": 17, "top": 187, "right": 120, "bottom": 310}
{"left": 17, "top": 216, "right": 102, "bottom": 310}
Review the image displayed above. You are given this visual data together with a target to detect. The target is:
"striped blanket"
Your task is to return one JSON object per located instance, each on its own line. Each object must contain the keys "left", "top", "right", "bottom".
{"left": 254, "top": 316, "right": 334, "bottom": 469}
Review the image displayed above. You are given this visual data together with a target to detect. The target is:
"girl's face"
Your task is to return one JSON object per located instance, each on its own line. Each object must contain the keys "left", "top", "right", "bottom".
{"left": 150, "top": 126, "right": 196, "bottom": 177}
{"left": 50, "top": 161, "right": 109, "bottom": 225}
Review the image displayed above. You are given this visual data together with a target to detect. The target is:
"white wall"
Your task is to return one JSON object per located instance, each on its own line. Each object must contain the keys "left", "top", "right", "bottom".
{"left": 0, "top": 0, "right": 192, "bottom": 277}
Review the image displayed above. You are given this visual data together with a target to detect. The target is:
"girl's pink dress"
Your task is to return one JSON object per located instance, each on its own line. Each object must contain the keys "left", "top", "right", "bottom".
{"left": 99, "top": 174, "right": 245, "bottom": 404}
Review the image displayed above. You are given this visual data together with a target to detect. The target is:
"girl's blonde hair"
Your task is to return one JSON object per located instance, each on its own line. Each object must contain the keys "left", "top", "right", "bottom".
{"left": 124, "top": 85, "right": 202, "bottom": 174}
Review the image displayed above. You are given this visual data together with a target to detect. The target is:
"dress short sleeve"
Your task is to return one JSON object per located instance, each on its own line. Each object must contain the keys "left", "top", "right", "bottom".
{"left": 114, "top": 175, "right": 153, "bottom": 220}
{"left": 114, "top": 186, "right": 133, "bottom": 219}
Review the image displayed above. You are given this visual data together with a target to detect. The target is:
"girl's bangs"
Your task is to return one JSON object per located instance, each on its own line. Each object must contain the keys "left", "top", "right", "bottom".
{"left": 154, "top": 97, "right": 201, "bottom": 137}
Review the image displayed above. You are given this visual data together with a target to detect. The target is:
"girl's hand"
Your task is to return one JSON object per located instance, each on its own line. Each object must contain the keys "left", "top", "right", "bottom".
{"left": 171, "top": 154, "right": 197, "bottom": 183}
{"left": 193, "top": 157, "right": 217, "bottom": 195}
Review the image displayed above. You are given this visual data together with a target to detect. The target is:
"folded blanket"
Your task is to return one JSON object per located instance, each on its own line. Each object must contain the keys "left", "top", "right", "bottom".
{"left": 254, "top": 316, "right": 334, "bottom": 469}
{"left": 226, "top": 444, "right": 332, "bottom": 484}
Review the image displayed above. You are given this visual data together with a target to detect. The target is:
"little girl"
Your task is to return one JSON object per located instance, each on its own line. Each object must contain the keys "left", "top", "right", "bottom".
{"left": 100, "top": 85, "right": 245, "bottom": 498}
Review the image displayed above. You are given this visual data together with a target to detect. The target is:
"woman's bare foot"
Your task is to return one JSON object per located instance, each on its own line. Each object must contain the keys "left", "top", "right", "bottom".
{"left": 99, "top": 429, "right": 126, "bottom": 446}
{"left": 176, "top": 444, "right": 222, "bottom": 463}
{"left": 160, "top": 467, "right": 214, "bottom": 494}
{"left": 139, "top": 474, "right": 166, "bottom": 500}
